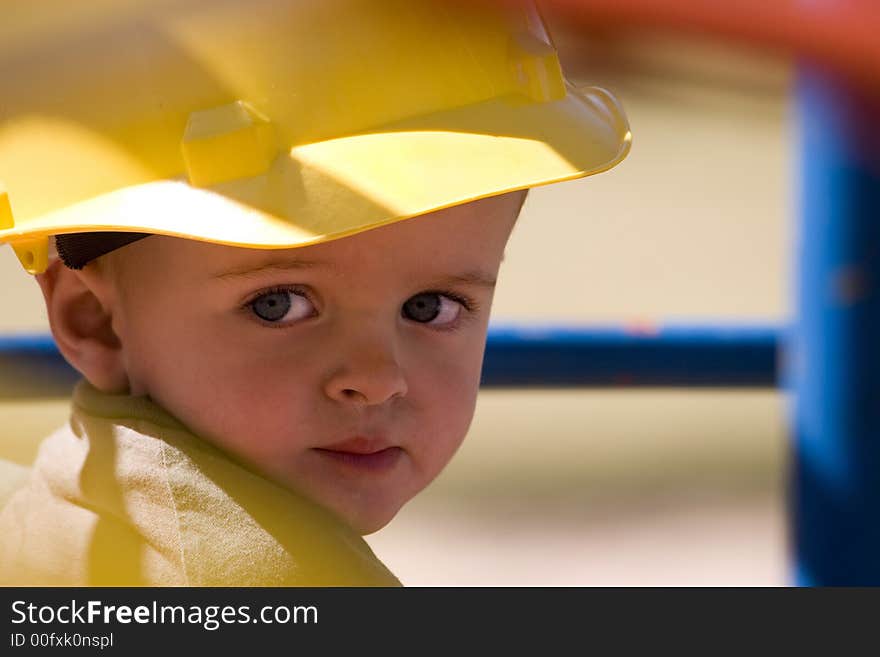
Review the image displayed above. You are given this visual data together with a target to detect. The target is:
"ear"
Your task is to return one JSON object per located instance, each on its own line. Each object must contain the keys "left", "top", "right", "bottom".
{"left": 36, "top": 260, "right": 129, "bottom": 393}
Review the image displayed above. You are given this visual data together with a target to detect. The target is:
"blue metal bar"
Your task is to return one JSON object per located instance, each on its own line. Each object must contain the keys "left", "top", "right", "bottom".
{"left": 790, "top": 67, "right": 880, "bottom": 585}
{"left": 481, "top": 324, "right": 779, "bottom": 388}
{"left": 0, "top": 325, "right": 781, "bottom": 399}
{"left": 0, "top": 334, "right": 80, "bottom": 398}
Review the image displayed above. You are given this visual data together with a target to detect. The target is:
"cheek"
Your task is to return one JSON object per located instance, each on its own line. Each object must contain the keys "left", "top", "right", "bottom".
{"left": 121, "top": 302, "right": 316, "bottom": 448}
{"left": 183, "top": 350, "right": 317, "bottom": 430}
{"left": 403, "top": 339, "right": 484, "bottom": 469}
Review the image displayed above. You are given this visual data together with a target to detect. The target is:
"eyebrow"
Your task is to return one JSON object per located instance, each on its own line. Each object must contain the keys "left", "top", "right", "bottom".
{"left": 435, "top": 271, "right": 498, "bottom": 289}
{"left": 212, "top": 259, "right": 496, "bottom": 289}
{"left": 211, "top": 258, "right": 326, "bottom": 280}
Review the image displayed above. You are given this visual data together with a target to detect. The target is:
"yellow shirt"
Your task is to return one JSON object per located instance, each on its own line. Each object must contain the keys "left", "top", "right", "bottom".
{"left": 0, "top": 381, "right": 401, "bottom": 586}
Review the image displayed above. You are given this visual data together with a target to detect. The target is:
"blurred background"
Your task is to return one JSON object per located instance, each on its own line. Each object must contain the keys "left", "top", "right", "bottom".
{"left": 0, "top": 14, "right": 793, "bottom": 585}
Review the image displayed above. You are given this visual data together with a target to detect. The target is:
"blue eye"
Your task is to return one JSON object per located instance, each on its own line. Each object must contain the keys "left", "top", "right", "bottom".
{"left": 250, "top": 289, "right": 315, "bottom": 323}
{"left": 402, "top": 292, "right": 462, "bottom": 326}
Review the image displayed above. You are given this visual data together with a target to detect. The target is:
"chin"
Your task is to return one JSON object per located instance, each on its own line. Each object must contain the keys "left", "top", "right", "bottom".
{"left": 352, "top": 519, "right": 391, "bottom": 536}
{"left": 338, "top": 499, "right": 406, "bottom": 536}
{"left": 348, "top": 509, "right": 399, "bottom": 536}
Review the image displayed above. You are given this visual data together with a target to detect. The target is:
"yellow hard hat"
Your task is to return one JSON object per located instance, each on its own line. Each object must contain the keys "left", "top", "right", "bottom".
{"left": 0, "top": 0, "right": 630, "bottom": 274}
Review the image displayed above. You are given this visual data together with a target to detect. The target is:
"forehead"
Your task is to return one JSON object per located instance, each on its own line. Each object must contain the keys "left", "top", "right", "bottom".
{"left": 113, "top": 191, "right": 523, "bottom": 281}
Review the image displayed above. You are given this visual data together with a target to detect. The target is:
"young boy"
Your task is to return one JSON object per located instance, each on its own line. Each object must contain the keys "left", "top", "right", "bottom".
{"left": 0, "top": 0, "right": 629, "bottom": 585}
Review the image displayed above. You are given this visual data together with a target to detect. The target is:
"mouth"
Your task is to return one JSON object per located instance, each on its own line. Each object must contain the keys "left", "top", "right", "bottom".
{"left": 314, "top": 437, "right": 403, "bottom": 472}
{"left": 314, "top": 446, "right": 403, "bottom": 472}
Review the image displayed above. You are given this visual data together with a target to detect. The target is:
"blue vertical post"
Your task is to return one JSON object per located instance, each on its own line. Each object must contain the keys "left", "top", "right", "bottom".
{"left": 791, "top": 66, "right": 880, "bottom": 585}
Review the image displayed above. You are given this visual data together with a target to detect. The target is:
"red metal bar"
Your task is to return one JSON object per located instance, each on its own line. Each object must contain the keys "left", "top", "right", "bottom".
{"left": 479, "top": 0, "right": 880, "bottom": 84}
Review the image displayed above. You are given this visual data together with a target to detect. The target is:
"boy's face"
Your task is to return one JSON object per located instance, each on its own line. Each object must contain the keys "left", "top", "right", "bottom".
{"left": 101, "top": 193, "right": 522, "bottom": 534}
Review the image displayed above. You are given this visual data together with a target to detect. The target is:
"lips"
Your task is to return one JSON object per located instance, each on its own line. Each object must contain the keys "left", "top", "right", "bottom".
{"left": 320, "top": 436, "right": 393, "bottom": 455}
{"left": 314, "top": 436, "right": 403, "bottom": 472}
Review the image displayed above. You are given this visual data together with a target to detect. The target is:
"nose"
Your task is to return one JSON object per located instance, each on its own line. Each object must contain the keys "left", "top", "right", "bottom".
{"left": 323, "top": 331, "right": 409, "bottom": 407}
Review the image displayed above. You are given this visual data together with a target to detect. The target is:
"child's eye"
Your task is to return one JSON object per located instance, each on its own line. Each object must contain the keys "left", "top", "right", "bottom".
{"left": 401, "top": 292, "right": 463, "bottom": 327}
{"left": 249, "top": 288, "right": 315, "bottom": 324}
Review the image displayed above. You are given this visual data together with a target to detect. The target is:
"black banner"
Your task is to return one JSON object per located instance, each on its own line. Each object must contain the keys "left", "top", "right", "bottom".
{"left": 1, "top": 587, "right": 876, "bottom": 651}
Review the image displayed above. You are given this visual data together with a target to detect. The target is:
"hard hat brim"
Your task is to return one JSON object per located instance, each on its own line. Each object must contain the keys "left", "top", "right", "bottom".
{"left": 2, "top": 86, "right": 630, "bottom": 254}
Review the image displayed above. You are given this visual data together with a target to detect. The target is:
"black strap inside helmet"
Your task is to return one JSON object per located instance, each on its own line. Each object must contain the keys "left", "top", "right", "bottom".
{"left": 55, "top": 232, "right": 151, "bottom": 270}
